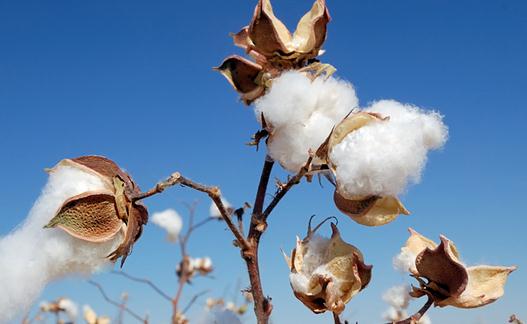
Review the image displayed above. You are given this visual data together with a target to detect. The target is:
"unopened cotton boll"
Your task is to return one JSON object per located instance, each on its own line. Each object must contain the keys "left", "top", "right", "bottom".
{"left": 330, "top": 100, "right": 448, "bottom": 197}
{"left": 0, "top": 166, "right": 124, "bottom": 323}
{"left": 152, "top": 209, "right": 183, "bottom": 242}
{"left": 255, "top": 71, "right": 359, "bottom": 172}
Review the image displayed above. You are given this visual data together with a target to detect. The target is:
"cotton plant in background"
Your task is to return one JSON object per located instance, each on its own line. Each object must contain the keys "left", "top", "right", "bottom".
{"left": 381, "top": 285, "right": 431, "bottom": 324}
{"left": 0, "top": 156, "right": 148, "bottom": 323}
{"left": 152, "top": 209, "right": 183, "bottom": 242}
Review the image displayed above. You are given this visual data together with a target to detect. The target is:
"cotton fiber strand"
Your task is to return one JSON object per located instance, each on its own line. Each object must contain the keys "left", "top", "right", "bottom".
{"left": 152, "top": 209, "right": 183, "bottom": 242}
{"left": 255, "top": 71, "right": 359, "bottom": 171}
{"left": 0, "top": 166, "right": 123, "bottom": 323}
{"left": 330, "top": 100, "right": 448, "bottom": 197}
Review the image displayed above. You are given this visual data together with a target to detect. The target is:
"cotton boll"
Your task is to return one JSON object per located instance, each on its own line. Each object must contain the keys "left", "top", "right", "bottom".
{"left": 58, "top": 298, "right": 78, "bottom": 320}
{"left": 152, "top": 209, "right": 183, "bottom": 242}
{"left": 255, "top": 71, "right": 359, "bottom": 172}
{"left": 0, "top": 166, "right": 124, "bottom": 322}
{"left": 330, "top": 100, "right": 448, "bottom": 196}
{"left": 209, "top": 197, "right": 231, "bottom": 218}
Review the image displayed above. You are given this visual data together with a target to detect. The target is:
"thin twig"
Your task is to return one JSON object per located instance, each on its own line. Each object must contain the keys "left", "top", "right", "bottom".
{"left": 88, "top": 280, "right": 148, "bottom": 323}
{"left": 134, "top": 172, "right": 249, "bottom": 251}
{"left": 261, "top": 155, "right": 313, "bottom": 223}
{"left": 182, "top": 290, "right": 210, "bottom": 314}
{"left": 111, "top": 271, "right": 172, "bottom": 302}
{"left": 392, "top": 297, "right": 434, "bottom": 324}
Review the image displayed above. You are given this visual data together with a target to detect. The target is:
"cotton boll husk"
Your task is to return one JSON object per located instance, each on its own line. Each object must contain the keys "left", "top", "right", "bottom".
{"left": 330, "top": 100, "right": 448, "bottom": 197}
{"left": 255, "top": 71, "right": 359, "bottom": 172}
{"left": 382, "top": 285, "right": 411, "bottom": 309}
{"left": 0, "top": 166, "right": 124, "bottom": 322}
{"left": 152, "top": 209, "right": 183, "bottom": 242}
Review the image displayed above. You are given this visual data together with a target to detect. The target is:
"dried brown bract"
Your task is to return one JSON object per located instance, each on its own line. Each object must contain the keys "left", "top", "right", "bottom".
{"left": 216, "top": 0, "right": 331, "bottom": 104}
{"left": 400, "top": 229, "right": 516, "bottom": 308}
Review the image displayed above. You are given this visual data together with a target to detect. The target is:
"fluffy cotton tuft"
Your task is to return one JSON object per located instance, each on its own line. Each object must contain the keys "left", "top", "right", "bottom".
{"left": 382, "top": 285, "right": 411, "bottom": 309}
{"left": 0, "top": 166, "right": 124, "bottom": 322}
{"left": 255, "top": 71, "right": 359, "bottom": 171}
{"left": 209, "top": 197, "right": 231, "bottom": 218}
{"left": 331, "top": 100, "right": 448, "bottom": 196}
{"left": 382, "top": 285, "right": 432, "bottom": 323}
{"left": 289, "top": 235, "right": 334, "bottom": 294}
{"left": 152, "top": 209, "right": 183, "bottom": 242}
{"left": 393, "top": 244, "right": 417, "bottom": 273}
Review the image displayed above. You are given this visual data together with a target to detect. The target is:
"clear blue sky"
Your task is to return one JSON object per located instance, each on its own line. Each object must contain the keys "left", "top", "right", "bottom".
{"left": 1, "top": 0, "right": 526, "bottom": 323}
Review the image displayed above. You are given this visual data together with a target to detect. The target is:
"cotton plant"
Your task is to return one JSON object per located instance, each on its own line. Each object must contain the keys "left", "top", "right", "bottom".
{"left": 2, "top": 0, "right": 518, "bottom": 324}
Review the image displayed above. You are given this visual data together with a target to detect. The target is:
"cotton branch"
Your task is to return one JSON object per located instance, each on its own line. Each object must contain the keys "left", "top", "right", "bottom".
{"left": 88, "top": 280, "right": 148, "bottom": 323}
{"left": 391, "top": 297, "right": 434, "bottom": 324}
{"left": 133, "top": 172, "right": 249, "bottom": 251}
{"left": 111, "top": 270, "right": 172, "bottom": 302}
{"left": 182, "top": 290, "right": 209, "bottom": 314}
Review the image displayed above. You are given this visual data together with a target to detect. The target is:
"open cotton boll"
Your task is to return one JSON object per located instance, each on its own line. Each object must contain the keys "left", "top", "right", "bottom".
{"left": 0, "top": 166, "right": 124, "bottom": 323}
{"left": 209, "top": 197, "right": 231, "bottom": 218}
{"left": 255, "top": 71, "right": 359, "bottom": 172}
{"left": 330, "top": 100, "right": 448, "bottom": 197}
{"left": 152, "top": 209, "right": 183, "bottom": 242}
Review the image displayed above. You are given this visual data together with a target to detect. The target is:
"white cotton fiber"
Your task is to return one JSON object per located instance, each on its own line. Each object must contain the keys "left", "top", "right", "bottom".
{"left": 255, "top": 71, "right": 359, "bottom": 171}
{"left": 0, "top": 166, "right": 123, "bottom": 323}
{"left": 152, "top": 209, "right": 183, "bottom": 242}
{"left": 330, "top": 100, "right": 448, "bottom": 197}
{"left": 382, "top": 285, "right": 411, "bottom": 309}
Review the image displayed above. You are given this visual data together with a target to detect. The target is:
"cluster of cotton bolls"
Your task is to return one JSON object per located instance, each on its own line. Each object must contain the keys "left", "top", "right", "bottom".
{"left": 381, "top": 285, "right": 431, "bottom": 324}
{"left": 254, "top": 71, "right": 448, "bottom": 197}
{"left": 176, "top": 256, "right": 214, "bottom": 278}
{"left": 0, "top": 165, "right": 124, "bottom": 323}
{"left": 152, "top": 208, "right": 183, "bottom": 242}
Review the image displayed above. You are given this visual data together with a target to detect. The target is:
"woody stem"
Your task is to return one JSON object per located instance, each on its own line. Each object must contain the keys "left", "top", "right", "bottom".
{"left": 393, "top": 297, "right": 433, "bottom": 324}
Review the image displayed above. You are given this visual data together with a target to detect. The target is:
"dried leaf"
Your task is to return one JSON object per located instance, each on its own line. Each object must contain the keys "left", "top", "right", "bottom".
{"left": 416, "top": 236, "right": 468, "bottom": 299}
{"left": 436, "top": 265, "right": 516, "bottom": 308}
{"left": 333, "top": 191, "right": 409, "bottom": 226}
{"left": 215, "top": 56, "right": 265, "bottom": 104}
